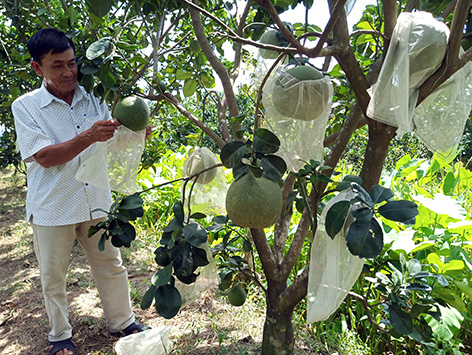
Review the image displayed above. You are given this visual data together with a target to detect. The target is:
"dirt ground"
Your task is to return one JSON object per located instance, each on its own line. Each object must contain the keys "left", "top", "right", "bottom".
{"left": 0, "top": 167, "right": 269, "bottom": 355}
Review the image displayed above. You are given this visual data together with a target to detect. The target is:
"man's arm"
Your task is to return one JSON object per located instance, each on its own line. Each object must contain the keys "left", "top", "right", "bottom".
{"left": 34, "top": 119, "right": 121, "bottom": 168}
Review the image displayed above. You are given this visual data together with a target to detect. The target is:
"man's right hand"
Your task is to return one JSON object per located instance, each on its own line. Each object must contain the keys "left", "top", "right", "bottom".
{"left": 86, "top": 119, "right": 121, "bottom": 143}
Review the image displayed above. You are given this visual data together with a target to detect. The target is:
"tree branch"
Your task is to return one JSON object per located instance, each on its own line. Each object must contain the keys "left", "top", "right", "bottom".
{"left": 250, "top": 228, "right": 280, "bottom": 280}
{"left": 146, "top": 92, "right": 226, "bottom": 147}
{"left": 349, "top": 291, "right": 388, "bottom": 334}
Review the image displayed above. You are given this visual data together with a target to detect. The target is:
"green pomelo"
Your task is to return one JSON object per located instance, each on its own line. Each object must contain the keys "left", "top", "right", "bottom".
{"left": 189, "top": 39, "right": 201, "bottom": 54}
{"left": 185, "top": 147, "right": 218, "bottom": 184}
{"left": 259, "top": 30, "right": 285, "bottom": 60}
{"left": 227, "top": 284, "right": 246, "bottom": 306}
{"left": 114, "top": 96, "right": 150, "bottom": 131}
{"left": 408, "top": 24, "right": 447, "bottom": 87}
{"left": 285, "top": 66, "right": 324, "bottom": 81}
{"left": 272, "top": 66, "right": 325, "bottom": 121}
{"left": 225, "top": 172, "right": 282, "bottom": 229}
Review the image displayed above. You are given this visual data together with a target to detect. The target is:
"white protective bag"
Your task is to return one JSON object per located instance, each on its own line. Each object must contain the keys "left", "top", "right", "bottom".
{"left": 115, "top": 326, "right": 173, "bottom": 355}
{"left": 181, "top": 147, "right": 228, "bottom": 215}
{"left": 262, "top": 67, "right": 334, "bottom": 172}
{"left": 367, "top": 11, "right": 472, "bottom": 162}
{"left": 75, "top": 125, "right": 146, "bottom": 194}
{"left": 307, "top": 190, "right": 365, "bottom": 323}
{"left": 367, "top": 11, "right": 449, "bottom": 135}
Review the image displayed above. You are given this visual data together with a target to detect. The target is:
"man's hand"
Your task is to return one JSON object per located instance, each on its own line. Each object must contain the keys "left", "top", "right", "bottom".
{"left": 34, "top": 119, "right": 121, "bottom": 168}
{"left": 145, "top": 124, "right": 154, "bottom": 141}
{"left": 86, "top": 119, "right": 121, "bottom": 143}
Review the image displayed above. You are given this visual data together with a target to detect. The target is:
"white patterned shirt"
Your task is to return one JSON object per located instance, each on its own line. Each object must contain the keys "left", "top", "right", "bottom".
{"left": 12, "top": 82, "right": 113, "bottom": 226}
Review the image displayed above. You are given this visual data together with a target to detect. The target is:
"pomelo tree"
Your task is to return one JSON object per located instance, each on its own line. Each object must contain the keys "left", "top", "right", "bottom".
{"left": 2, "top": 0, "right": 472, "bottom": 353}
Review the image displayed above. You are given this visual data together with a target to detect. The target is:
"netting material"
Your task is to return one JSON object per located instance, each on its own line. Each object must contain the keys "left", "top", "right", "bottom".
{"left": 307, "top": 190, "right": 365, "bottom": 323}
{"left": 182, "top": 147, "right": 227, "bottom": 215}
{"left": 75, "top": 125, "right": 145, "bottom": 194}
{"left": 262, "top": 67, "right": 333, "bottom": 172}
{"left": 367, "top": 11, "right": 472, "bottom": 162}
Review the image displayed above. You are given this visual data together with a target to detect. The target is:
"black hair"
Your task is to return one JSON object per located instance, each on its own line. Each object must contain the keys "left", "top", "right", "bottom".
{"left": 27, "top": 28, "right": 75, "bottom": 64}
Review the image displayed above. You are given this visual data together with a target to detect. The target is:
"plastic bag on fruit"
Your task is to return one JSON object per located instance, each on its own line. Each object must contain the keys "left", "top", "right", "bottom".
{"left": 367, "top": 12, "right": 449, "bottom": 136}
{"left": 75, "top": 125, "right": 145, "bottom": 194}
{"left": 261, "top": 66, "right": 333, "bottom": 172}
{"left": 412, "top": 60, "right": 472, "bottom": 162}
{"left": 306, "top": 190, "right": 365, "bottom": 323}
{"left": 115, "top": 325, "right": 173, "bottom": 355}
{"left": 181, "top": 147, "right": 228, "bottom": 215}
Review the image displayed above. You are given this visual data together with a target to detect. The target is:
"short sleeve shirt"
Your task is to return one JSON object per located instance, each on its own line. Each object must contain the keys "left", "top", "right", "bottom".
{"left": 12, "top": 82, "right": 113, "bottom": 226}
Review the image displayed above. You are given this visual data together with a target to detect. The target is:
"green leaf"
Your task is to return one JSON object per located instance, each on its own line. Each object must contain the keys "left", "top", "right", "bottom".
{"left": 369, "top": 185, "right": 394, "bottom": 204}
{"left": 152, "top": 264, "right": 173, "bottom": 287}
{"left": 173, "top": 201, "right": 185, "bottom": 222}
{"left": 141, "top": 285, "right": 157, "bottom": 310}
{"left": 346, "top": 218, "right": 383, "bottom": 258}
{"left": 424, "top": 304, "right": 463, "bottom": 340}
{"left": 220, "top": 141, "right": 247, "bottom": 168}
{"left": 80, "top": 64, "right": 99, "bottom": 75}
{"left": 163, "top": 218, "right": 183, "bottom": 233}
{"left": 325, "top": 200, "right": 351, "bottom": 239}
{"left": 253, "top": 128, "right": 280, "bottom": 154}
{"left": 190, "top": 212, "right": 206, "bottom": 220}
{"left": 261, "top": 155, "right": 286, "bottom": 182}
{"left": 175, "top": 69, "right": 193, "bottom": 80}
{"left": 183, "top": 79, "right": 197, "bottom": 97}
{"left": 378, "top": 200, "right": 419, "bottom": 224}
{"left": 86, "top": 37, "right": 112, "bottom": 60}
{"left": 99, "top": 65, "right": 115, "bottom": 89}
{"left": 443, "top": 171, "right": 457, "bottom": 195}
{"left": 85, "top": 0, "right": 114, "bottom": 17}
{"left": 389, "top": 304, "right": 413, "bottom": 335}
{"left": 350, "top": 182, "right": 373, "bottom": 207}
{"left": 154, "top": 284, "right": 182, "bottom": 319}
{"left": 183, "top": 223, "right": 207, "bottom": 247}
{"left": 98, "top": 233, "right": 107, "bottom": 252}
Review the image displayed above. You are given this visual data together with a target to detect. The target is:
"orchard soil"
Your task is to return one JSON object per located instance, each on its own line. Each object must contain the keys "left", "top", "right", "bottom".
{"left": 0, "top": 167, "right": 324, "bottom": 355}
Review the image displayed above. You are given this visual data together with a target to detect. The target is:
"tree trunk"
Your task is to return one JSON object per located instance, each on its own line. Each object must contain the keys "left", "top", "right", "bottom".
{"left": 261, "top": 306, "right": 294, "bottom": 355}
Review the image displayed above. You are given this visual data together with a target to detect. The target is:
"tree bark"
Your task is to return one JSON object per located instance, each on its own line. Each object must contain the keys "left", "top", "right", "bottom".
{"left": 261, "top": 296, "right": 295, "bottom": 355}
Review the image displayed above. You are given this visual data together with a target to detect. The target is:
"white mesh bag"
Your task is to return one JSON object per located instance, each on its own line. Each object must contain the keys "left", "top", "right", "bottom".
{"left": 367, "top": 11, "right": 449, "bottom": 135}
{"left": 262, "top": 67, "right": 333, "bottom": 172}
{"left": 413, "top": 60, "right": 472, "bottom": 162}
{"left": 75, "top": 125, "right": 145, "bottom": 194}
{"left": 182, "top": 147, "right": 227, "bottom": 215}
{"left": 115, "top": 325, "right": 173, "bottom": 355}
{"left": 307, "top": 190, "right": 365, "bottom": 323}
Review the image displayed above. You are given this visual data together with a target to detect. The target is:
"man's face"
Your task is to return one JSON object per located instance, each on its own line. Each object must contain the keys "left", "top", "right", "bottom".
{"left": 31, "top": 48, "right": 78, "bottom": 99}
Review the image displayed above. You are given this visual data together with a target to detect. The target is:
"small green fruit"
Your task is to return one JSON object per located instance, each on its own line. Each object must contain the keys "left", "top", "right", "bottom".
{"left": 259, "top": 30, "right": 286, "bottom": 59}
{"left": 113, "top": 96, "right": 150, "bottom": 131}
{"left": 227, "top": 284, "right": 246, "bottom": 306}
{"left": 189, "top": 39, "right": 201, "bottom": 54}
{"left": 225, "top": 172, "right": 282, "bottom": 229}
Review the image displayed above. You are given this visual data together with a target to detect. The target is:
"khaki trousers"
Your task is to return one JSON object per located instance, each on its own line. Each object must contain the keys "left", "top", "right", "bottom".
{"left": 32, "top": 218, "right": 135, "bottom": 342}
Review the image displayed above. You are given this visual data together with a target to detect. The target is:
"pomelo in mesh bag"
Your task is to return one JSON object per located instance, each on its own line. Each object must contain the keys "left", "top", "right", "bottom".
{"left": 225, "top": 172, "right": 282, "bottom": 229}
{"left": 113, "top": 96, "right": 150, "bottom": 131}
{"left": 272, "top": 65, "right": 325, "bottom": 121}
{"left": 184, "top": 147, "right": 219, "bottom": 184}
{"left": 259, "top": 30, "right": 287, "bottom": 59}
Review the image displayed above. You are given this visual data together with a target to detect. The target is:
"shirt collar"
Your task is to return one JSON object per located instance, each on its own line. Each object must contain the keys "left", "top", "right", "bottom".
{"left": 38, "top": 80, "right": 85, "bottom": 108}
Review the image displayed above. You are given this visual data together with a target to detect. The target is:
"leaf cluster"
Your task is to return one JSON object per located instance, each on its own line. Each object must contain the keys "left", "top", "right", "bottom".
{"left": 325, "top": 179, "right": 419, "bottom": 258}
{"left": 220, "top": 127, "right": 287, "bottom": 182}
{"left": 87, "top": 194, "right": 144, "bottom": 251}
{"left": 140, "top": 201, "right": 210, "bottom": 319}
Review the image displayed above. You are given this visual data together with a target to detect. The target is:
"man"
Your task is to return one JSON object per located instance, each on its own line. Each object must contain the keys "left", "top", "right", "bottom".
{"left": 12, "top": 28, "right": 151, "bottom": 355}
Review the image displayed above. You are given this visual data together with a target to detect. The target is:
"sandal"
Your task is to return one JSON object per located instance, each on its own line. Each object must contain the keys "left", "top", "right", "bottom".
{"left": 112, "top": 321, "right": 151, "bottom": 337}
{"left": 49, "top": 337, "right": 76, "bottom": 355}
